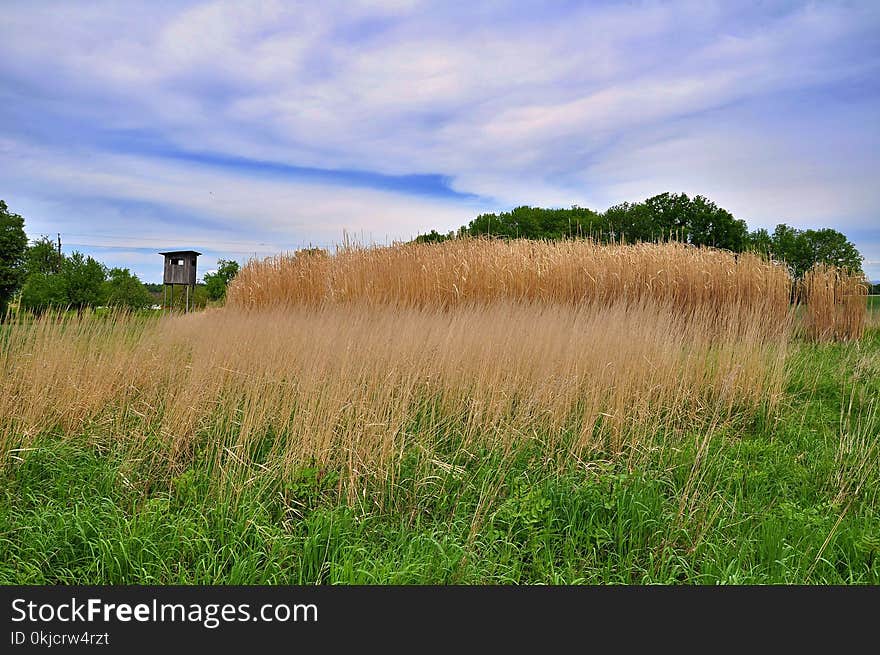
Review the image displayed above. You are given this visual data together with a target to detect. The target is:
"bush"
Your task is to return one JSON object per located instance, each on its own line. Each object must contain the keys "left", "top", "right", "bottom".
{"left": 104, "top": 268, "right": 154, "bottom": 310}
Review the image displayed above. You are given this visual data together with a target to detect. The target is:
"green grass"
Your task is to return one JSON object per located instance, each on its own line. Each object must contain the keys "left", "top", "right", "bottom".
{"left": 2, "top": 329, "right": 879, "bottom": 584}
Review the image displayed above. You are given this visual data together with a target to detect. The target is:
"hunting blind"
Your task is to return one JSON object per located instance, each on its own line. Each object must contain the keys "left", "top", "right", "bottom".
{"left": 160, "top": 250, "right": 201, "bottom": 312}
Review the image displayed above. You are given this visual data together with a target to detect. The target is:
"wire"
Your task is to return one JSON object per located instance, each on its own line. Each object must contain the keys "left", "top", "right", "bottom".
{"left": 65, "top": 246, "right": 283, "bottom": 258}
{"left": 61, "top": 232, "right": 281, "bottom": 249}
{"left": 36, "top": 230, "right": 373, "bottom": 255}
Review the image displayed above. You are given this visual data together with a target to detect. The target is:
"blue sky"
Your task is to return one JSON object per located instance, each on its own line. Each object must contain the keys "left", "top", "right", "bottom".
{"left": 1, "top": 0, "right": 878, "bottom": 282}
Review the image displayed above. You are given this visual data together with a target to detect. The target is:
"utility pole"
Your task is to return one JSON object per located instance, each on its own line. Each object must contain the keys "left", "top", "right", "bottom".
{"left": 57, "top": 233, "right": 62, "bottom": 272}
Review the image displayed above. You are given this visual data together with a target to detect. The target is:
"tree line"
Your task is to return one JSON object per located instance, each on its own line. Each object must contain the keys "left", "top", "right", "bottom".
{"left": 1, "top": 195, "right": 871, "bottom": 317}
{"left": 0, "top": 200, "right": 240, "bottom": 317}
{"left": 416, "top": 192, "right": 865, "bottom": 277}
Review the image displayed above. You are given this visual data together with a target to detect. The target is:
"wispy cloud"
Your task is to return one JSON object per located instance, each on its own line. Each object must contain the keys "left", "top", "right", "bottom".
{"left": 1, "top": 1, "right": 878, "bottom": 280}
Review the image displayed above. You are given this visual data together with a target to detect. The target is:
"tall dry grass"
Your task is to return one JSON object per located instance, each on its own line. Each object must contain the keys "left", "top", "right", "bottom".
{"left": 228, "top": 239, "right": 793, "bottom": 325}
{"left": 7, "top": 239, "right": 838, "bottom": 497}
{"left": 0, "top": 299, "right": 790, "bottom": 495}
{"left": 802, "top": 264, "right": 868, "bottom": 341}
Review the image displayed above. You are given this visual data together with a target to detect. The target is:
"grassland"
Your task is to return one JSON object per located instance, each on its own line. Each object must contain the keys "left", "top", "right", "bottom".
{"left": 1, "top": 241, "right": 876, "bottom": 584}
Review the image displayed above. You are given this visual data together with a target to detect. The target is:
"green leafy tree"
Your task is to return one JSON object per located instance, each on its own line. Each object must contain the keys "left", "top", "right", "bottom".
{"left": 605, "top": 193, "right": 748, "bottom": 250}
{"left": 63, "top": 251, "right": 106, "bottom": 312}
{"left": 603, "top": 201, "right": 655, "bottom": 242}
{"left": 801, "top": 228, "right": 863, "bottom": 273}
{"left": 686, "top": 195, "right": 748, "bottom": 250}
{"left": 451, "top": 194, "right": 747, "bottom": 249}
{"left": 640, "top": 192, "right": 693, "bottom": 237}
{"left": 104, "top": 267, "right": 154, "bottom": 310}
{"left": 769, "top": 224, "right": 811, "bottom": 278}
{"left": 413, "top": 229, "right": 452, "bottom": 244}
{"left": 746, "top": 228, "right": 773, "bottom": 257}
{"left": 0, "top": 200, "right": 29, "bottom": 317}
{"left": 463, "top": 206, "right": 603, "bottom": 240}
{"left": 767, "top": 224, "right": 861, "bottom": 278}
{"left": 25, "top": 236, "right": 64, "bottom": 276}
{"left": 204, "top": 259, "right": 240, "bottom": 301}
{"left": 20, "top": 272, "right": 68, "bottom": 314}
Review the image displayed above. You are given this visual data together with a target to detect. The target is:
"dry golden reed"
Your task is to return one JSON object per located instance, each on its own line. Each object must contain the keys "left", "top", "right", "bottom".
{"left": 227, "top": 239, "right": 793, "bottom": 323}
{"left": 10, "top": 239, "right": 849, "bottom": 496}
{"left": 803, "top": 264, "right": 868, "bottom": 341}
{"left": 1, "top": 300, "right": 790, "bottom": 493}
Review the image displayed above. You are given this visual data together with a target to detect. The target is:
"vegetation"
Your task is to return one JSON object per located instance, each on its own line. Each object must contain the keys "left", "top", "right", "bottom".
{"left": 24, "top": 235, "right": 64, "bottom": 277}
{"left": 204, "top": 258, "right": 240, "bottom": 301}
{"left": 63, "top": 252, "right": 107, "bottom": 312}
{"left": 104, "top": 267, "right": 155, "bottom": 310}
{"left": 415, "top": 192, "right": 863, "bottom": 278}
{"left": 0, "top": 200, "right": 28, "bottom": 318}
{"left": 750, "top": 224, "right": 864, "bottom": 278}
{"left": 803, "top": 264, "right": 869, "bottom": 341}
{"left": 15, "top": 228, "right": 162, "bottom": 314}
{"left": 0, "top": 313, "right": 876, "bottom": 584}
{"left": 0, "top": 300, "right": 791, "bottom": 477}
{"left": 463, "top": 205, "right": 604, "bottom": 241}
{"left": 18, "top": 273, "right": 68, "bottom": 314}
{"left": 1, "top": 239, "right": 874, "bottom": 584}
{"left": 228, "top": 239, "right": 793, "bottom": 320}
{"left": 142, "top": 282, "right": 210, "bottom": 311}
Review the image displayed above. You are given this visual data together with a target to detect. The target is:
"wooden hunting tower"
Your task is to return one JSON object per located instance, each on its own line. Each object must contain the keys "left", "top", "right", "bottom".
{"left": 160, "top": 250, "right": 200, "bottom": 312}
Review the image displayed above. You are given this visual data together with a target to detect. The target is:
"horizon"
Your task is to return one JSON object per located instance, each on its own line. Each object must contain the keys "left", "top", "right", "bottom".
{"left": 2, "top": 1, "right": 878, "bottom": 282}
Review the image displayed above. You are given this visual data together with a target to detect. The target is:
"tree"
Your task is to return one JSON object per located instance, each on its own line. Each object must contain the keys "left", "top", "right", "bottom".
{"left": 104, "top": 267, "right": 153, "bottom": 310}
{"left": 0, "top": 200, "right": 28, "bottom": 317}
{"left": 746, "top": 228, "right": 773, "bottom": 257}
{"left": 768, "top": 224, "right": 811, "bottom": 278}
{"left": 63, "top": 251, "right": 106, "bottom": 312}
{"left": 20, "top": 235, "right": 68, "bottom": 314}
{"left": 25, "top": 235, "right": 64, "bottom": 276}
{"left": 802, "top": 228, "right": 863, "bottom": 273}
{"left": 462, "top": 206, "right": 603, "bottom": 240}
{"left": 20, "top": 272, "right": 68, "bottom": 314}
{"left": 413, "top": 229, "right": 452, "bottom": 244}
{"left": 204, "top": 259, "right": 240, "bottom": 301}
{"left": 603, "top": 201, "right": 655, "bottom": 242}
{"left": 641, "top": 192, "right": 693, "bottom": 237}
{"left": 767, "top": 224, "right": 861, "bottom": 278}
{"left": 609, "top": 193, "right": 748, "bottom": 250}
{"left": 686, "top": 195, "right": 748, "bottom": 250}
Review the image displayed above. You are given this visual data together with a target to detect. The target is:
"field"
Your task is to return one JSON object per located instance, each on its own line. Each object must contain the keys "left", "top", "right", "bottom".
{"left": 1, "top": 241, "right": 877, "bottom": 584}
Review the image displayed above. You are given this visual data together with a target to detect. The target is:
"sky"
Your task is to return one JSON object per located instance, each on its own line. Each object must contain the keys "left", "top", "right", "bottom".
{"left": 1, "top": 0, "right": 879, "bottom": 282}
